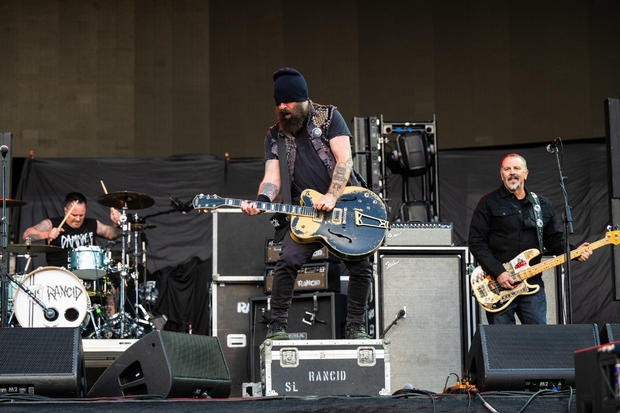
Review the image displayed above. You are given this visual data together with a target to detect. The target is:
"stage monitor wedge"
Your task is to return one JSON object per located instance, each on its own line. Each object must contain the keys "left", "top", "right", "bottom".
{"left": 0, "top": 327, "right": 84, "bottom": 397}
{"left": 466, "top": 324, "right": 600, "bottom": 391}
{"left": 87, "top": 331, "right": 231, "bottom": 398}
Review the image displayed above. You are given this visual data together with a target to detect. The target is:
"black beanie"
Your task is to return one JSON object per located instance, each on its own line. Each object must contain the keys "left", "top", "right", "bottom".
{"left": 273, "top": 67, "right": 308, "bottom": 105}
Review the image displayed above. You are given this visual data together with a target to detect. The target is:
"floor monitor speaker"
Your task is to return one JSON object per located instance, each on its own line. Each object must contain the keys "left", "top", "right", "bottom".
{"left": 466, "top": 324, "right": 600, "bottom": 391}
{"left": 0, "top": 327, "right": 84, "bottom": 397}
{"left": 87, "top": 331, "right": 231, "bottom": 398}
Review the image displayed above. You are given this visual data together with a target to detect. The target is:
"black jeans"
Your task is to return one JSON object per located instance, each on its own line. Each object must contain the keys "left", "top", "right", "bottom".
{"left": 270, "top": 231, "right": 372, "bottom": 325}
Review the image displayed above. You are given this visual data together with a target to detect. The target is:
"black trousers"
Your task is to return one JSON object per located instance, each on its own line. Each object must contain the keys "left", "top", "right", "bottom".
{"left": 270, "top": 231, "right": 373, "bottom": 325}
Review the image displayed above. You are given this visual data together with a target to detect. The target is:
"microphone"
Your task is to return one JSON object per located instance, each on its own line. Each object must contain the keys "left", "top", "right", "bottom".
{"left": 0, "top": 145, "right": 8, "bottom": 158}
{"left": 546, "top": 137, "right": 561, "bottom": 153}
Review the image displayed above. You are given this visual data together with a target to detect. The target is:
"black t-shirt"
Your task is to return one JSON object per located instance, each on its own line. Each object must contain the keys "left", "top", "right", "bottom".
{"left": 46, "top": 217, "right": 98, "bottom": 267}
{"left": 264, "top": 109, "right": 352, "bottom": 201}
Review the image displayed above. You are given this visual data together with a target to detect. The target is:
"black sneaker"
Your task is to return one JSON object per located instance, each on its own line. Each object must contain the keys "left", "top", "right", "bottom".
{"left": 266, "top": 321, "right": 289, "bottom": 340}
{"left": 345, "top": 323, "right": 371, "bottom": 340}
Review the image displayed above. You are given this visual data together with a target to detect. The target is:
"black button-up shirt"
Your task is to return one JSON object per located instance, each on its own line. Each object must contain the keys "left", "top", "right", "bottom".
{"left": 468, "top": 185, "right": 564, "bottom": 282}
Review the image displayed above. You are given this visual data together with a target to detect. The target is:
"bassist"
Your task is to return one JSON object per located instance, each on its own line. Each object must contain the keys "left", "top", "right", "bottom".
{"left": 468, "top": 153, "right": 592, "bottom": 324}
{"left": 241, "top": 68, "right": 373, "bottom": 340}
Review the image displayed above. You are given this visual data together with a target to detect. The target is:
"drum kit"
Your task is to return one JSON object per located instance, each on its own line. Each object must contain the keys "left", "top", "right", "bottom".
{"left": 0, "top": 191, "right": 160, "bottom": 339}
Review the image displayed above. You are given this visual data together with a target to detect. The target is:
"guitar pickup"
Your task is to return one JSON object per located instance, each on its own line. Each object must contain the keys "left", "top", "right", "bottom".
{"left": 331, "top": 208, "right": 344, "bottom": 225}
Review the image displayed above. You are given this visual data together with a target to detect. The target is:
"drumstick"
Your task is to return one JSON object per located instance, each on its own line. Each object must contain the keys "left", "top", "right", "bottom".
{"left": 100, "top": 180, "right": 108, "bottom": 195}
{"left": 48, "top": 201, "right": 77, "bottom": 244}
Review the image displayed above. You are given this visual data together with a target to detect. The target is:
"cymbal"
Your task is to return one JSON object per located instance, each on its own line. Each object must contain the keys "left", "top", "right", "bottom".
{"left": 6, "top": 244, "right": 63, "bottom": 254}
{"left": 0, "top": 198, "right": 26, "bottom": 207}
{"left": 130, "top": 223, "right": 156, "bottom": 231}
{"left": 97, "top": 191, "right": 155, "bottom": 210}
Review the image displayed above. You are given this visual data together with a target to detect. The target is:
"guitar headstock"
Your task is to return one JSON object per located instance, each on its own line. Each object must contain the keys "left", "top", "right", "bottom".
{"left": 605, "top": 227, "right": 620, "bottom": 245}
{"left": 192, "top": 194, "right": 225, "bottom": 210}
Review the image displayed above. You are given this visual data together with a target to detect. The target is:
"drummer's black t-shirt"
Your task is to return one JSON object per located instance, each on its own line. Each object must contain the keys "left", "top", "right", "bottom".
{"left": 46, "top": 217, "right": 98, "bottom": 267}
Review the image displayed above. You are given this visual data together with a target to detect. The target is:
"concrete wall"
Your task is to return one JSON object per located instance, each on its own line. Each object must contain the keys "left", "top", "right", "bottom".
{"left": 1, "top": 0, "right": 619, "bottom": 158}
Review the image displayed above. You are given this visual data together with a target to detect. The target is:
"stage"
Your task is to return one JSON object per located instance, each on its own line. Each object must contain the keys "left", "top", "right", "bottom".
{"left": 0, "top": 391, "right": 578, "bottom": 413}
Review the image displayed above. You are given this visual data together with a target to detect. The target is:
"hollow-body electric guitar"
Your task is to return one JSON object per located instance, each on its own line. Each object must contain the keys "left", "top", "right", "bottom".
{"left": 471, "top": 229, "right": 620, "bottom": 313}
{"left": 193, "top": 186, "right": 389, "bottom": 260}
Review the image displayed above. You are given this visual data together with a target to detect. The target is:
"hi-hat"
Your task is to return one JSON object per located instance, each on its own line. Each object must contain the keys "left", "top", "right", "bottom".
{"left": 97, "top": 191, "right": 155, "bottom": 210}
{"left": 6, "top": 244, "right": 62, "bottom": 254}
{"left": 0, "top": 198, "right": 26, "bottom": 208}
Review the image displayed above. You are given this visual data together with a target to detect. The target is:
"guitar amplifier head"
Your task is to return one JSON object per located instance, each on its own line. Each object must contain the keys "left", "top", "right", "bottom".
{"left": 384, "top": 222, "right": 453, "bottom": 246}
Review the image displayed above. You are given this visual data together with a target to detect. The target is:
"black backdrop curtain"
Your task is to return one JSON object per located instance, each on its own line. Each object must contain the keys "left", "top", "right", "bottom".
{"left": 435, "top": 139, "right": 619, "bottom": 325}
{"left": 14, "top": 154, "right": 268, "bottom": 334}
{"left": 13, "top": 141, "right": 620, "bottom": 332}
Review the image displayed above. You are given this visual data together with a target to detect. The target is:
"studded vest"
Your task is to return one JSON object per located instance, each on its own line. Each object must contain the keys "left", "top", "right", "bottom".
{"left": 267, "top": 101, "right": 358, "bottom": 186}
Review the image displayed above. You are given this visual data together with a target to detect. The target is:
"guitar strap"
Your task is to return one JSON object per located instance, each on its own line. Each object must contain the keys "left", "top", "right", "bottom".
{"left": 276, "top": 133, "right": 292, "bottom": 205}
{"left": 529, "top": 191, "right": 545, "bottom": 254}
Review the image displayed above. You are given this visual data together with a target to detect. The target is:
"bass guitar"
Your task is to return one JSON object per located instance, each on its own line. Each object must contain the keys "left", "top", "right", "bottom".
{"left": 193, "top": 186, "right": 388, "bottom": 260}
{"left": 471, "top": 229, "right": 620, "bottom": 313}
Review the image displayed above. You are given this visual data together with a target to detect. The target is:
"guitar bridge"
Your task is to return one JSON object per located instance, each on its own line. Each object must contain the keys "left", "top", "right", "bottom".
{"left": 331, "top": 208, "right": 344, "bottom": 225}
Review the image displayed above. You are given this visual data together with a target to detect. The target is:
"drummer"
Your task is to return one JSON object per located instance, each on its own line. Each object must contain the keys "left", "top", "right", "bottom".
{"left": 22, "top": 192, "right": 122, "bottom": 267}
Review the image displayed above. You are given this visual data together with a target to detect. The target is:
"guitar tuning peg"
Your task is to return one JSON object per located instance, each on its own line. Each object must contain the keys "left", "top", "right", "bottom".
{"left": 607, "top": 225, "right": 612, "bottom": 231}
{"left": 615, "top": 224, "right": 620, "bottom": 231}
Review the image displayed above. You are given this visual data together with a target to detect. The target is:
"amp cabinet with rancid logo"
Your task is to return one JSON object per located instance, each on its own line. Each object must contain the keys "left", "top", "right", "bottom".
{"left": 211, "top": 280, "right": 264, "bottom": 396}
{"left": 260, "top": 339, "right": 390, "bottom": 397}
{"left": 263, "top": 262, "right": 343, "bottom": 293}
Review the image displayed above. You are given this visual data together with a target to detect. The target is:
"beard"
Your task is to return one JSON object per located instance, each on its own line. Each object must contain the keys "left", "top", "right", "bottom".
{"left": 277, "top": 102, "right": 309, "bottom": 135}
{"left": 505, "top": 174, "right": 521, "bottom": 191}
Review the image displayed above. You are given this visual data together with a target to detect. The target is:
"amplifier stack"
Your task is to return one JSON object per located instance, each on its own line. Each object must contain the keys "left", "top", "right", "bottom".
{"left": 210, "top": 210, "right": 348, "bottom": 396}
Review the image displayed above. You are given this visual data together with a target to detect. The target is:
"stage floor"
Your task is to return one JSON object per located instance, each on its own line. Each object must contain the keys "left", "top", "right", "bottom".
{"left": 0, "top": 391, "right": 578, "bottom": 412}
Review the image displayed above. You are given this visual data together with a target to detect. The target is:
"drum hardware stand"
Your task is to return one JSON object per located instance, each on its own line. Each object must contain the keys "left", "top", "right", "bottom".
{"left": 116, "top": 205, "right": 135, "bottom": 337}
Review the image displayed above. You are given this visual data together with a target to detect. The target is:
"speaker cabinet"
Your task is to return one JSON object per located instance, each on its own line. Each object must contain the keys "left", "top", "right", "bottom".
{"left": 249, "top": 292, "right": 346, "bottom": 381}
{"left": 605, "top": 98, "right": 620, "bottom": 199}
{"left": 212, "top": 209, "right": 274, "bottom": 280}
{"left": 87, "top": 331, "right": 231, "bottom": 398}
{"left": 575, "top": 342, "right": 620, "bottom": 413}
{"left": 211, "top": 281, "right": 264, "bottom": 396}
{"left": 611, "top": 198, "right": 620, "bottom": 300}
{"left": 377, "top": 246, "right": 470, "bottom": 393}
{"left": 466, "top": 324, "right": 600, "bottom": 391}
{"left": 602, "top": 323, "right": 620, "bottom": 343}
{"left": 0, "top": 327, "right": 84, "bottom": 397}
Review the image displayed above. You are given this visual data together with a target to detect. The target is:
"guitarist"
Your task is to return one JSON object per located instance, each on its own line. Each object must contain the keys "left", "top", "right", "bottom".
{"left": 240, "top": 67, "right": 372, "bottom": 340}
{"left": 468, "top": 153, "right": 592, "bottom": 324}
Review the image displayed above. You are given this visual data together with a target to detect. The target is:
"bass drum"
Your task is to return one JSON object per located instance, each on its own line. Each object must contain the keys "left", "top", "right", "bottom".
{"left": 13, "top": 266, "right": 90, "bottom": 328}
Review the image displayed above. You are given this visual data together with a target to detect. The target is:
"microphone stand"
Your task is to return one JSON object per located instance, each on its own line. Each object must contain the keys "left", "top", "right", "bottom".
{"left": 548, "top": 139, "right": 573, "bottom": 324}
{"left": 1, "top": 150, "right": 7, "bottom": 327}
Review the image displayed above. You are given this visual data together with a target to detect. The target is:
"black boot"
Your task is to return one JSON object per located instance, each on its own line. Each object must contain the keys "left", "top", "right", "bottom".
{"left": 266, "top": 320, "right": 289, "bottom": 340}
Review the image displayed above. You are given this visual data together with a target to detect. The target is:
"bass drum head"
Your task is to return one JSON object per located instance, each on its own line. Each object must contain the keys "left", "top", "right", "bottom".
{"left": 14, "top": 266, "right": 90, "bottom": 328}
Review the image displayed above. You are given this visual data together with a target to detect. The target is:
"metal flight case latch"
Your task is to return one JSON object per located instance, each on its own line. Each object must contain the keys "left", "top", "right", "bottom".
{"left": 357, "top": 347, "right": 377, "bottom": 367}
{"left": 280, "top": 348, "right": 299, "bottom": 368}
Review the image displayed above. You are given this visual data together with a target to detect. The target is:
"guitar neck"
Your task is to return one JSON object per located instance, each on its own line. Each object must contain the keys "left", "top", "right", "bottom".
{"left": 218, "top": 198, "right": 314, "bottom": 217}
{"left": 518, "top": 237, "right": 608, "bottom": 281}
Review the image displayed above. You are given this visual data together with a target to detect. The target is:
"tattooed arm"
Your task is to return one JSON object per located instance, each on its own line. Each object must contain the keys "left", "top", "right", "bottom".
{"left": 241, "top": 159, "right": 281, "bottom": 216}
{"left": 22, "top": 219, "right": 60, "bottom": 241}
{"left": 96, "top": 221, "right": 120, "bottom": 240}
{"left": 314, "top": 135, "right": 353, "bottom": 212}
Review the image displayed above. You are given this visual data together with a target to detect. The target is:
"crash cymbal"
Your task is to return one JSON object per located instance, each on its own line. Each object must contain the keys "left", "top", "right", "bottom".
{"left": 130, "top": 223, "right": 156, "bottom": 231}
{"left": 6, "top": 243, "right": 63, "bottom": 254}
{"left": 0, "top": 198, "right": 26, "bottom": 207}
{"left": 97, "top": 191, "right": 155, "bottom": 210}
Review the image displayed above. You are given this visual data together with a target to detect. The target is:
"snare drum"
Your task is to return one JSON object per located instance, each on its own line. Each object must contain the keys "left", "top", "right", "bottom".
{"left": 82, "top": 276, "right": 109, "bottom": 298}
{"left": 68, "top": 246, "right": 106, "bottom": 279}
{"left": 13, "top": 266, "right": 90, "bottom": 328}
